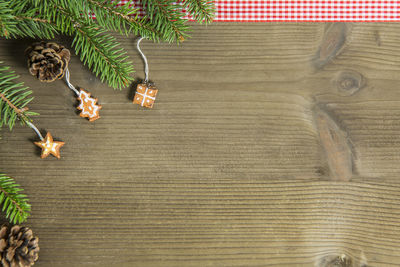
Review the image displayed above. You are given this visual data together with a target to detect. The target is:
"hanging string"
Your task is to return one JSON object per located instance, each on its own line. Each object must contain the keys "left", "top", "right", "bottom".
{"left": 137, "top": 37, "right": 149, "bottom": 83}
{"left": 64, "top": 68, "right": 80, "bottom": 96}
{"left": 26, "top": 121, "right": 44, "bottom": 141}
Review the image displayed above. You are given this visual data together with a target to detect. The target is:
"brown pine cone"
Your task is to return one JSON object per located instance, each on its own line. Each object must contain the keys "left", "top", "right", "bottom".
{"left": 25, "top": 41, "right": 70, "bottom": 82}
{"left": 0, "top": 225, "right": 39, "bottom": 267}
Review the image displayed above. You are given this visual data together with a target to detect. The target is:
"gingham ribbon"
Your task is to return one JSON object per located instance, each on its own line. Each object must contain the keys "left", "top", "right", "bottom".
{"left": 120, "top": 0, "right": 400, "bottom": 22}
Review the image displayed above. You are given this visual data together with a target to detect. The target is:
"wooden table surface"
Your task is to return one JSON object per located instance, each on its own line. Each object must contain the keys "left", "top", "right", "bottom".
{"left": 1, "top": 23, "right": 400, "bottom": 267}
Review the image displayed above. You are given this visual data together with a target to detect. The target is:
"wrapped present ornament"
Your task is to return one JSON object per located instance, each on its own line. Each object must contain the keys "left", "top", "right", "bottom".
{"left": 26, "top": 41, "right": 101, "bottom": 121}
{"left": 133, "top": 83, "right": 158, "bottom": 108}
{"left": 133, "top": 37, "right": 158, "bottom": 108}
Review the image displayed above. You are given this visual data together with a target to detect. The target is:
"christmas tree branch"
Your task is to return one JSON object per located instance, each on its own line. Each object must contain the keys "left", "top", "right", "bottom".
{"left": 15, "top": 16, "right": 50, "bottom": 24}
{"left": 34, "top": 3, "right": 135, "bottom": 89}
{"left": 86, "top": 0, "right": 161, "bottom": 40}
{"left": 0, "top": 0, "right": 215, "bottom": 90}
{"left": 73, "top": 25, "right": 134, "bottom": 89}
{"left": 181, "top": 0, "right": 215, "bottom": 23}
{"left": 11, "top": 16, "right": 56, "bottom": 39}
{"left": 140, "top": 0, "right": 189, "bottom": 42}
{"left": 0, "top": 1, "right": 57, "bottom": 39}
{"left": 37, "top": 3, "right": 76, "bottom": 35}
{"left": 0, "top": 93, "right": 27, "bottom": 115}
{"left": 0, "top": 1, "right": 16, "bottom": 38}
{"left": 0, "top": 174, "right": 31, "bottom": 224}
{"left": 0, "top": 62, "right": 37, "bottom": 130}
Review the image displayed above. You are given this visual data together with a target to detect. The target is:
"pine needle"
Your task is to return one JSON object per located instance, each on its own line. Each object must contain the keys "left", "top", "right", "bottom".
{"left": 0, "top": 62, "right": 38, "bottom": 130}
{"left": 73, "top": 25, "right": 135, "bottom": 89}
{"left": 181, "top": 0, "right": 215, "bottom": 24}
{"left": 0, "top": 174, "right": 31, "bottom": 224}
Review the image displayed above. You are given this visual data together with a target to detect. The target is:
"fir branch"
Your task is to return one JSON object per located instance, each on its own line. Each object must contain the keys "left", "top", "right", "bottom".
{"left": 181, "top": 0, "right": 215, "bottom": 24}
{"left": 37, "top": 3, "right": 135, "bottom": 89}
{"left": 86, "top": 0, "right": 161, "bottom": 40}
{"left": 140, "top": 0, "right": 190, "bottom": 43}
{"left": 0, "top": 174, "right": 31, "bottom": 224}
{"left": 0, "top": 1, "right": 57, "bottom": 39}
{"left": 73, "top": 25, "right": 135, "bottom": 89}
{"left": 0, "top": 62, "right": 37, "bottom": 130}
{"left": 11, "top": 15, "right": 57, "bottom": 39}
{"left": 39, "top": 0, "right": 160, "bottom": 40}
{"left": 15, "top": 16, "right": 50, "bottom": 24}
{"left": 0, "top": 0, "right": 215, "bottom": 90}
{"left": 0, "top": 1, "right": 16, "bottom": 38}
{"left": 34, "top": 2, "right": 76, "bottom": 35}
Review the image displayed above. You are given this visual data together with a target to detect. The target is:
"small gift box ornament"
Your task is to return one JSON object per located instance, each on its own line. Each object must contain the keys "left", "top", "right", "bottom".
{"left": 133, "top": 83, "right": 158, "bottom": 108}
{"left": 133, "top": 37, "right": 158, "bottom": 108}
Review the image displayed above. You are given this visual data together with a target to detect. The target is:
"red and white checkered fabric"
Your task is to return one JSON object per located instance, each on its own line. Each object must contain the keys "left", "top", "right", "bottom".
{"left": 122, "top": 1, "right": 400, "bottom": 22}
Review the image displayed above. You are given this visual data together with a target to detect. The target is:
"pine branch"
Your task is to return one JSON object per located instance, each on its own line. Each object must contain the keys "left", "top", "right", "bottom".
{"left": 11, "top": 15, "right": 57, "bottom": 39}
{"left": 33, "top": 2, "right": 135, "bottom": 89}
{"left": 181, "top": 0, "right": 215, "bottom": 24}
{"left": 0, "top": 0, "right": 57, "bottom": 39}
{"left": 35, "top": 0, "right": 160, "bottom": 40}
{"left": 73, "top": 25, "right": 135, "bottom": 89}
{"left": 140, "top": 0, "right": 190, "bottom": 43}
{"left": 33, "top": 1, "right": 76, "bottom": 35}
{"left": 1, "top": 0, "right": 215, "bottom": 90}
{"left": 0, "top": 174, "right": 31, "bottom": 224}
{"left": 0, "top": 1, "right": 17, "bottom": 38}
{"left": 86, "top": 0, "right": 161, "bottom": 40}
{"left": 0, "top": 62, "right": 37, "bottom": 130}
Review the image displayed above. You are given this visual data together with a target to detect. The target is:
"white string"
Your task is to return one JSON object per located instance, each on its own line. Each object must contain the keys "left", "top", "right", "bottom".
{"left": 64, "top": 68, "right": 80, "bottom": 95}
{"left": 137, "top": 37, "right": 149, "bottom": 83}
{"left": 26, "top": 121, "right": 44, "bottom": 141}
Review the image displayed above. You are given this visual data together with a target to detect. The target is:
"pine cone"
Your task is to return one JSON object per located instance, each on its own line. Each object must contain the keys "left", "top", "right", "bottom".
{"left": 0, "top": 225, "right": 39, "bottom": 267}
{"left": 26, "top": 41, "right": 70, "bottom": 82}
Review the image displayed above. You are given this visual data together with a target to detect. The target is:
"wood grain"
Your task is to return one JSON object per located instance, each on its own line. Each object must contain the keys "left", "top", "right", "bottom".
{"left": 1, "top": 23, "right": 400, "bottom": 266}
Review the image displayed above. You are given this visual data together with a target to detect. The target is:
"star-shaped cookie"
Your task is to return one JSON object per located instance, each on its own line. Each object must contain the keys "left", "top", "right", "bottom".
{"left": 34, "top": 132, "right": 65, "bottom": 159}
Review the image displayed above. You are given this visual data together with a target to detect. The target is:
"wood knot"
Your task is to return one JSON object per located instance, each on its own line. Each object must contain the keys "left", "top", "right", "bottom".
{"left": 313, "top": 106, "right": 354, "bottom": 181}
{"left": 318, "top": 254, "right": 353, "bottom": 267}
{"left": 335, "top": 70, "right": 365, "bottom": 96}
{"left": 314, "top": 23, "right": 350, "bottom": 69}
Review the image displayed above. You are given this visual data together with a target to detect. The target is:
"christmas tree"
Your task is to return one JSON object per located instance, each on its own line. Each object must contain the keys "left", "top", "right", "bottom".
{"left": 0, "top": 0, "right": 214, "bottom": 223}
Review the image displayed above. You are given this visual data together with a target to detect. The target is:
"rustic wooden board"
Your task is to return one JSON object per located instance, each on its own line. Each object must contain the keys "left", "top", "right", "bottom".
{"left": 1, "top": 23, "right": 400, "bottom": 266}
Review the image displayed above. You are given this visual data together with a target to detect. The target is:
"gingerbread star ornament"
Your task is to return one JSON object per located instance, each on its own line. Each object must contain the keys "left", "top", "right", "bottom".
{"left": 34, "top": 132, "right": 65, "bottom": 159}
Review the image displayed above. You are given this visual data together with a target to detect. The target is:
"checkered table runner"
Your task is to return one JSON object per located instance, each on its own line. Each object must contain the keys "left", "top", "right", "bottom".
{"left": 123, "top": 0, "right": 400, "bottom": 22}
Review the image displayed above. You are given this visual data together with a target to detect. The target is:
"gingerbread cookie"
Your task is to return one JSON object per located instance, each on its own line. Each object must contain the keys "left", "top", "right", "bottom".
{"left": 133, "top": 83, "right": 158, "bottom": 108}
{"left": 34, "top": 132, "right": 65, "bottom": 159}
{"left": 77, "top": 89, "right": 102, "bottom": 121}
